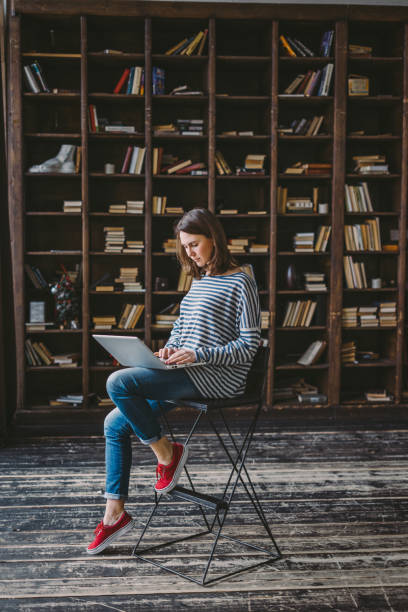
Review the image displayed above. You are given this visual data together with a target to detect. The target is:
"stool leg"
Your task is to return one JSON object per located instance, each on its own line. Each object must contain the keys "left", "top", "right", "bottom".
{"left": 215, "top": 404, "right": 281, "bottom": 551}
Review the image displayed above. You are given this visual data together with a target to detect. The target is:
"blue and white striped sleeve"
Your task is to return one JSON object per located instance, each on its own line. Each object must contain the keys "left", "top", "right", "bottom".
{"left": 164, "top": 316, "right": 182, "bottom": 349}
{"left": 195, "top": 278, "right": 261, "bottom": 366}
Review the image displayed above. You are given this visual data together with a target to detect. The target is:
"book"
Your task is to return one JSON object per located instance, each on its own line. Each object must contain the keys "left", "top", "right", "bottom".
{"left": 23, "top": 65, "right": 40, "bottom": 93}
{"left": 297, "top": 340, "right": 327, "bottom": 366}
{"left": 113, "top": 68, "right": 131, "bottom": 94}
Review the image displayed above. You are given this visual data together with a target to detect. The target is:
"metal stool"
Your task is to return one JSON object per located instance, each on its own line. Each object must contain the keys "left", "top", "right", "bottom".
{"left": 132, "top": 346, "right": 281, "bottom": 585}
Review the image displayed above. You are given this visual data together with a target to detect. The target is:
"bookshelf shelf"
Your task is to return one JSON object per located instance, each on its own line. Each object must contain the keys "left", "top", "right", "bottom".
{"left": 23, "top": 93, "right": 81, "bottom": 100}
{"left": 88, "top": 52, "right": 145, "bottom": 62}
{"left": 88, "top": 94, "right": 144, "bottom": 101}
{"left": 279, "top": 135, "right": 332, "bottom": 141}
{"left": 279, "top": 56, "right": 334, "bottom": 64}
{"left": 26, "top": 250, "right": 82, "bottom": 256}
{"left": 26, "top": 329, "right": 83, "bottom": 334}
{"left": 26, "top": 211, "right": 81, "bottom": 216}
{"left": 9, "top": 4, "right": 408, "bottom": 418}
{"left": 343, "top": 360, "right": 396, "bottom": 368}
{"left": 275, "top": 363, "right": 329, "bottom": 370}
{"left": 217, "top": 55, "right": 271, "bottom": 64}
{"left": 88, "top": 329, "right": 144, "bottom": 334}
{"left": 22, "top": 52, "right": 81, "bottom": 59}
{"left": 25, "top": 133, "right": 81, "bottom": 139}
{"left": 276, "top": 326, "right": 327, "bottom": 331}
{"left": 278, "top": 174, "right": 331, "bottom": 180}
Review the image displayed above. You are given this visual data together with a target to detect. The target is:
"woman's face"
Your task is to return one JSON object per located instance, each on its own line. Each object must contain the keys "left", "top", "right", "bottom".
{"left": 179, "top": 231, "right": 214, "bottom": 268}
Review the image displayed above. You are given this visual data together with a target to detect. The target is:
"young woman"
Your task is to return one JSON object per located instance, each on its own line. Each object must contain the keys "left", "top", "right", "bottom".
{"left": 87, "top": 207, "right": 261, "bottom": 554}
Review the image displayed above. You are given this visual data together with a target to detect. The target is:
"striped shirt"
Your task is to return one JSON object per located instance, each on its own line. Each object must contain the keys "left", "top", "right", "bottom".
{"left": 165, "top": 271, "right": 261, "bottom": 398}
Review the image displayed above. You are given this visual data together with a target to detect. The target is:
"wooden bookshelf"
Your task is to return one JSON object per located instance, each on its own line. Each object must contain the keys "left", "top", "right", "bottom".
{"left": 7, "top": 2, "right": 408, "bottom": 418}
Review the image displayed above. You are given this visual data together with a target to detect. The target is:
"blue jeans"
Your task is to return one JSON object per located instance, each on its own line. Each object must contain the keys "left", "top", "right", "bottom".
{"left": 104, "top": 366, "right": 203, "bottom": 500}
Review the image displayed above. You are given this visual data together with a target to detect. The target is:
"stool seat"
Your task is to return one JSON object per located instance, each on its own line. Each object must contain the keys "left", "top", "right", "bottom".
{"left": 166, "top": 393, "right": 262, "bottom": 412}
{"left": 132, "top": 346, "right": 281, "bottom": 585}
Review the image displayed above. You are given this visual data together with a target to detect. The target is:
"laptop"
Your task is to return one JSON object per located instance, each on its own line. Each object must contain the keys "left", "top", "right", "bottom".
{"left": 93, "top": 335, "right": 204, "bottom": 370}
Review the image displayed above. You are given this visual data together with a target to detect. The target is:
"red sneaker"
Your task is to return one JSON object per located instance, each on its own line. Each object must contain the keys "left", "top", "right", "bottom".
{"left": 154, "top": 442, "right": 188, "bottom": 494}
{"left": 86, "top": 510, "right": 134, "bottom": 555}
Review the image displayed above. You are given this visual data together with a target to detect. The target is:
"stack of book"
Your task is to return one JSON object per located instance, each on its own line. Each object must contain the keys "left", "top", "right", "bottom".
{"left": 97, "top": 397, "right": 115, "bottom": 408}
{"left": 170, "top": 84, "right": 204, "bottom": 96}
{"left": 236, "top": 154, "right": 266, "bottom": 176}
{"left": 164, "top": 30, "right": 208, "bottom": 56}
{"left": 344, "top": 218, "right": 381, "bottom": 251}
{"left": 280, "top": 193, "right": 313, "bottom": 214}
{"left": 163, "top": 238, "right": 177, "bottom": 253}
{"left": 176, "top": 118, "right": 204, "bottom": 135}
{"left": 248, "top": 242, "right": 268, "bottom": 253}
{"left": 342, "top": 307, "right": 358, "bottom": 328}
{"left": 344, "top": 182, "right": 374, "bottom": 212}
{"left": 341, "top": 340, "right": 357, "bottom": 364}
{"left": 104, "top": 124, "right": 137, "bottom": 134}
{"left": 365, "top": 389, "right": 393, "bottom": 402}
{"left": 352, "top": 155, "right": 389, "bottom": 175}
{"left": 343, "top": 256, "right": 368, "bottom": 289}
{"left": 220, "top": 130, "right": 255, "bottom": 136}
{"left": 126, "top": 200, "right": 144, "bottom": 214}
{"left": 282, "top": 64, "right": 334, "bottom": 96}
{"left": 63, "top": 200, "right": 82, "bottom": 213}
{"left": 154, "top": 151, "right": 207, "bottom": 175}
{"left": 279, "top": 115, "right": 325, "bottom": 136}
{"left": 215, "top": 150, "right": 232, "bottom": 175}
{"left": 23, "top": 61, "right": 50, "bottom": 93}
{"left": 284, "top": 161, "right": 332, "bottom": 175}
{"left": 50, "top": 393, "right": 93, "bottom": 408}
{"left": 24, "top": 264, "right": 48, "bottom": 289}
{"left": 177, "top": 269, "right": 193, "bottom": 291}
{"left": 104, "top": 227, "right": 125, "bottom": 253}
{"left": 93, "top": 315, "right": 117, "bottom": 330}
{"left": 293, "top": 232, "right": 314, "bottom": 253}
{"left": 117, "top": 303, "right": 145, "bottom": 329}
{"left": 154, "top": 303, "right": 180, "bottom": 327}
{"left": 304, "top": 273, "right": 327, "bottom": 291}
{"left": 123, "top": 239, "right": 144, "bottom": 254}
{"left": 121, "top": 146, "right": 146, "bottom": 174}
{"left": 153, "top": 123, "right": 178, "bottom": 135}
{"left": 273, "top": 378, "right": 326, "bottom": 404}
{"left": 227, "top": 238, "right": 250, "bottom": 253}
{"left": 166, "top": 206, "right": 184, "bottom": 214}
{"left": 349, "top": 44, "right": 372, "bottom": 57}
{"left": 261, "top": 311, "right": 269, "bottom": 329}
{"left": 379, "top": 302, "right": 397, "bottom": 327}
{"left": 25, "top": 321, "right": 54, "bottom": 332}
{"left": 115, "top": 268, "right": 145, "bottom": 292}
{"left": 296, "top": 339, "right": 327, "bottom": 365}
{"left": 359, "top": 306, "right": 379, "bottom": 327}
{"left": 282, "top": 300, "right": 317, "bottom": 327}
{"left": 109, "top": 204, "right": 126, "bottom": 214}
{"left": 113, "top": 66, "right": 144, "bottom": 94}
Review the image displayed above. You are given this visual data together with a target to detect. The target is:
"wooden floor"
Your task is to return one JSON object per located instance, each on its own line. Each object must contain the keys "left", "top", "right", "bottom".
{"left": 1, "top": 414, "right": 408, "bottom": 611}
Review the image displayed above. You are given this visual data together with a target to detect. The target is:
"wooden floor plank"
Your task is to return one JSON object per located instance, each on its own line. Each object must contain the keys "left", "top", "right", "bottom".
{"left": 0, "top": 426, "right": 407, "bottom": 608}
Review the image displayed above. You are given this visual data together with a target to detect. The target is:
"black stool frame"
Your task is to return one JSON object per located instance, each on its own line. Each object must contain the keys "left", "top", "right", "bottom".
{"left": 132, "top": 347, "right": 282, "bottom": 585}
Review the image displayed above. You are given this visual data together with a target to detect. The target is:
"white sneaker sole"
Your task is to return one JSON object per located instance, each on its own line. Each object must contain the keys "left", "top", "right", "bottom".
{"left": 86, "top": 519, "right": 134, "bottom": 555}
{"left": 154, "top": 445, "right": 189, "bottom": 494}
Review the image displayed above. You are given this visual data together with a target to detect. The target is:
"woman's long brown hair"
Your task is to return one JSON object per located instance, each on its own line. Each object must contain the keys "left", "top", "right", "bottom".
{"left": 174, "top": 208, "right": 239, "bottom": 279}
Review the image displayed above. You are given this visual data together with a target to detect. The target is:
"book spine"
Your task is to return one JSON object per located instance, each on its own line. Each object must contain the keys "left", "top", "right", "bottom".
{"left": 31, "top": 62, "right": 50, "bottom": 92}
{"left": 113, "top": 68, "right": 130, "bottom": 94}
{"left": 121, "top": 145, "right": 133, "bottom": 173}
{"left": 23, "top": 65, "right": 40, "bottom": 93}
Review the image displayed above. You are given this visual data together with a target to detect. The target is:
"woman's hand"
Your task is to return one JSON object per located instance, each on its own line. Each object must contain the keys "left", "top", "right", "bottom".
{"left": 154, "top": 347, "right": 178, "bottom": 360}
{"left": 164, "top": 347, "right": 197, "bottom": 365}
